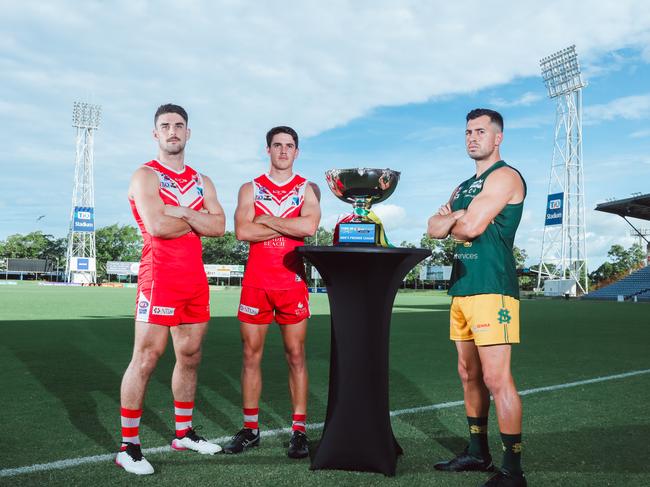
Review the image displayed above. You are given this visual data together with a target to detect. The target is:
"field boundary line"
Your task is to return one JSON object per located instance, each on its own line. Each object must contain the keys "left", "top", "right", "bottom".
{"left": 2, "top": 368, "right": 649, "bottom": 478}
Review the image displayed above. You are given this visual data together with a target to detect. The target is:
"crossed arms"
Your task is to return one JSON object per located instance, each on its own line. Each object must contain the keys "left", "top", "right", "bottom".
{"left": 234, "top": 182, "right": 321, "bottom": 242}
{"left": 128, "top": 167, "right": 226, "bottom": 239}
{"left": 427, "top": 167, "right": 524, "bottom": 241}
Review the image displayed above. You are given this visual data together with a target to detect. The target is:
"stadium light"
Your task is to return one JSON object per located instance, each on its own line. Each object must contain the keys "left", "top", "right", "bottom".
{"left": 540, "top": 45, "right": 586, "bottom": 99}
{"left": 72, "top": 102, "right": 102, "bottom": 129}
{"left": 537, "top": 45, "right": 589, "bottom": 295}
{"left": 66, "top": 101, "right": 101, "bottom": 284}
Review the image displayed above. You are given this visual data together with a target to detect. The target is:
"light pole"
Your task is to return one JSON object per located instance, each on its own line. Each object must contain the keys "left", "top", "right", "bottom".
{"left": 65, "top": 102, "right": 101, "bottom": 284}
{"left": 537, "top": 45, "right": 589, "bottom": 295}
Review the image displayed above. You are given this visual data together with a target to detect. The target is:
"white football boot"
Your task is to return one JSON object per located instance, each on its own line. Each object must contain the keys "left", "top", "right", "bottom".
{"left": 171, "top": 428, "right": 222, "bottom": 454}
{"left": 115, "top": 443, "right": 154, "bottom": 475}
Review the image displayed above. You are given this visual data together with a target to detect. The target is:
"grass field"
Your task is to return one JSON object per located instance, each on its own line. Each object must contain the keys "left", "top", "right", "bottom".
{"left": 1, "top": 283, "right": 649, "bottom": 486}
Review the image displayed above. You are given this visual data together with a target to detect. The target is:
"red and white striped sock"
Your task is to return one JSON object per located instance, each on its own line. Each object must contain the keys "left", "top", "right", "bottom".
{"left": 292, "top": 413, "right": 306, "bottom": 433}
{"left": 174, "top": 400, "right": 194, "bottom": 438}
{"left": 243, "top": 407, "right": 259, "bottom": 432}
{"left": 120, "top": 407, "right": 142, "bottom": 449}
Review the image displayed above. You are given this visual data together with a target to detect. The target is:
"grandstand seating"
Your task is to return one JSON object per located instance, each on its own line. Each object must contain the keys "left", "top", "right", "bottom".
{"left": 584, "top": 266, "right": 650, "bottom": 301}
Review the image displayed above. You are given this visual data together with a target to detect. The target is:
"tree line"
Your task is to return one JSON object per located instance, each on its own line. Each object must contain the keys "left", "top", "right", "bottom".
{"left": 0, "top": 227, "right": 644, "bottom": 287}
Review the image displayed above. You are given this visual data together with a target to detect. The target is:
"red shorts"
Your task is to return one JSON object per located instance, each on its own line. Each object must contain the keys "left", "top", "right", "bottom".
{"left": 135, "top": 280, "right": 210, "bottom": 327}
{"left": 237, "top": 286, "right": 310, "bottom": 325}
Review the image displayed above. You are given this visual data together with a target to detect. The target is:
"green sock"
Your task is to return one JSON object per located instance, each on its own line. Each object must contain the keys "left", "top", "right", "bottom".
{"left": 500, "top": 432, "right": 523, "bottom": 475}
{"left": 467, "top": 416, "right": 489, "bottom": 458}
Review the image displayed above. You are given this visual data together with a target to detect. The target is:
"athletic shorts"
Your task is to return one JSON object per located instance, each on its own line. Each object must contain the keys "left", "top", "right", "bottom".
{"left": 237, "top": 286, "right": 310, "bottom": 325}
{"left": 449, "top": 294, "right": 520, "bottom": 346}
{"left": 135, "top": 280, "right": 210, "bottom": 327}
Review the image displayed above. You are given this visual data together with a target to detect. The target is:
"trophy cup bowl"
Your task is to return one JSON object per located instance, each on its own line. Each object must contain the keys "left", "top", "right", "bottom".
{"left": 325, "top": 168, "right": 400, "bottom": 245}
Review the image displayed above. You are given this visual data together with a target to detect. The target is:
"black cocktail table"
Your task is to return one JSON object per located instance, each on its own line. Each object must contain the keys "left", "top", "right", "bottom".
{"left": 296, "top": 246, "right": 430, "bottom": 476}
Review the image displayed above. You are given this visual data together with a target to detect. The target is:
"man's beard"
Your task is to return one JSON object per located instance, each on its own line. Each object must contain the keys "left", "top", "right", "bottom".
{"left": 468, "top": 147, "right": 492, "bottom": 161}
{"left": 163, "top": 142, "right": 185, "bottom": 155}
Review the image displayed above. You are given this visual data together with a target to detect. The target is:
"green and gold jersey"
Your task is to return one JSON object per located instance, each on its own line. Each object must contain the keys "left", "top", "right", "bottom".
{"left": 448, "top": 160, "right": 526, "bottom": 299}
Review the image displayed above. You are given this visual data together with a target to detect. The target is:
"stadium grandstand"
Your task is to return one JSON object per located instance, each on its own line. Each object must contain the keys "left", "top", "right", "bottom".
{"left": 584, "top": 193, "right": 650, "bottom": 301}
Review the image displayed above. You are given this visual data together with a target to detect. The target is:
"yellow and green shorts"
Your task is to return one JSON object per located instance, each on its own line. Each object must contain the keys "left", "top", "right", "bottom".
{"left": 449, "top": 294, "right": 520, "bottom": 346}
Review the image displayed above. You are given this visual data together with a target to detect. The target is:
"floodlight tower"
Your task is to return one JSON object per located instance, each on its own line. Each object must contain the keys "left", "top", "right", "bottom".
{"left": 537, "top": 45, "right": 588, "bottom": 295}
{"left": 65, "top": 102, "right": 101, "bottom": 283}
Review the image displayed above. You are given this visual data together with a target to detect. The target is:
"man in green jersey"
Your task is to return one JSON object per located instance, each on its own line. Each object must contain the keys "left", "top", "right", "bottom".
{"left": 427, "top": 108, "right": 527, "bottom": 487}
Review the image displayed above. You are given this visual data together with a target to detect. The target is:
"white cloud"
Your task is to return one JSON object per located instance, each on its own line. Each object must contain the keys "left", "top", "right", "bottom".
{"left": 2, "top": 0, "right": 650, "bottom": 243}
{"left": 630, "top": 129, "right": 650, "bottom": 138}
{"left": 490, "top": 92, "right": 543, "bottom": 108}
{"left": 372, "top": 204, "right": 408, "bottom": 232}
{"left": 405, "top": 126, "right": 455, "bottom": 142}
{"left": 585, "top": 94, "right": 650, "bottom": 124}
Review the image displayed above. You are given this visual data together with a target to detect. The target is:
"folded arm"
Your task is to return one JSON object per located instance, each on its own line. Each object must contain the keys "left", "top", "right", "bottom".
{"left": 427, "top": 187, "right": 465, "bottom": 239}
{"left": 254, "top": 183, "right": 321, "bottom": 238}
{"left": 128, "top": 167, "right": 192, "bottom": 239}
{"left": 164, "top": 175, "right": 226, "bottom": 237}
{"left": 451, "top": 167, "right": 523, "bottom": 241}
{"left": 234, "top": 182, "right": 283, "bottom": 242}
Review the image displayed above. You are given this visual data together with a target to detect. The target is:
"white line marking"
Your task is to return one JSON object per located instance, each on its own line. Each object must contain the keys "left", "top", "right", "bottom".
{"left": 2, "top": 368, "right": 649, "bottom": 478}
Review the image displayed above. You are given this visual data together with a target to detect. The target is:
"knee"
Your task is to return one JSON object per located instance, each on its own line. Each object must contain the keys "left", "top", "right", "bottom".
{"left": 285, "top": 345, "right": 305, "bottom": 370}
{"left": 177, "top": 348, "right": 202, "bottom": 370}
{"left": 457, "top": 361, "right": 482, "bottom": 385}
{"left": 242, "top": 344, "right": 263, "bottom": 368}
{"left": 482, "top": 370, "right": 509, "bottom": 394}
{"left": 132, "top": 347, "right": 163, "bottom": 376}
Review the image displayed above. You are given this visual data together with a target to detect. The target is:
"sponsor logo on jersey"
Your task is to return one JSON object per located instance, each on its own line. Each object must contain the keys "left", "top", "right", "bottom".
{"left": 295, "top": 274, "right": 302, "bottom": 282}
{"left": 239, "top": 304, "right": 259, "bottom": 315}
{"left": 264, "top": 237, "right": 286, "bottom": 247}
{"left": 454, "top": 252, "right": 479, "bottom": 260}
{"left": 255, "top": 188, "right": 272, "bottom": 201}
{"left": 152, "top": 306, "right": 175, "bottom": 316}
{"left": 474, "top": 323, "right": 490, "bottom": 330}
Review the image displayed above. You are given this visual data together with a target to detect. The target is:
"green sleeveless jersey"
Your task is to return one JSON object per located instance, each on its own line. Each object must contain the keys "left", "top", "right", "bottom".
{"left": 448, "top": 160, "right": 526, "bottom": 299}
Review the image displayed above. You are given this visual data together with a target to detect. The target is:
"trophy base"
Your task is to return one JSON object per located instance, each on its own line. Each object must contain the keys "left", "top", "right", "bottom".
{"left": 335, "top": 222, "right": 379, "bottom": 245}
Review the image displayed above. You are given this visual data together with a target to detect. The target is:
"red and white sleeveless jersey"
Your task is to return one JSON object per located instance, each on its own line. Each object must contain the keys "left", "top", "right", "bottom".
{"left": 129, "top": 160, "right": 206, "bottom": 285}
{"left": 242, "top": 173, "right": 308, "bottom": 290}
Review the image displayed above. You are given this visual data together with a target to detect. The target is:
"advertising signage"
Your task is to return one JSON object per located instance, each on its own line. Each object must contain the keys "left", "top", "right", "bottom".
{"left": 73, "top": 206, "right": 95, "bottom": 232}
{"left": 545, "top": 193, "right": 563, "bottom": 226}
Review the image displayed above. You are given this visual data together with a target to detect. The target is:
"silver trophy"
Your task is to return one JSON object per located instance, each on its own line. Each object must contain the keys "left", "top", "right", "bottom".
{"left": 325, "top": 168, "right": 400, "bottom": 245}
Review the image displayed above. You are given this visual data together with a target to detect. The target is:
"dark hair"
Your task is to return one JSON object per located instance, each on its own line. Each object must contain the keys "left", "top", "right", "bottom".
{"left": 266, "top": 126, "right": 299, "bottom": 148}
{"left": 154, "top": 104, "right": 188, "bottom": 126}
{"left": 466, "top": 108, "right": 503, "bottom": 132}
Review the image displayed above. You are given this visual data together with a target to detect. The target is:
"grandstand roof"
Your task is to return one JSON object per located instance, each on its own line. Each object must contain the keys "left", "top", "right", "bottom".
{"left": 595, "top": 193, "right": 650, "bottom": 221}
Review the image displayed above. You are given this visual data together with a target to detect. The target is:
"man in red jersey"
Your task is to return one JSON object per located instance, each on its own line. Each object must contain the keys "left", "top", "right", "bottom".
{"left": 223, "top": 126, "right": 320, "bottom": 459}
{"left": 116, "top": 104, "right": 226, "bottom": 475}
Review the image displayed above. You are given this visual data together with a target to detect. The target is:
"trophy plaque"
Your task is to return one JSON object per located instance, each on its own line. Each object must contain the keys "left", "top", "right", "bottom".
{"left": 325, "top": 168, "right": 400, "bottom": 246}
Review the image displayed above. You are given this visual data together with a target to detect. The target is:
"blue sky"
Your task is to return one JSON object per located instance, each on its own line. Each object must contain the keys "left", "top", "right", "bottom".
{"left": 2, "top": 1, "right": 650, "bottom": 268}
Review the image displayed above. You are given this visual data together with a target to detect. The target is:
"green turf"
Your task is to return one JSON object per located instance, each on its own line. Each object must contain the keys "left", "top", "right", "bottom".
{"left": 1, "top": 284, "right": 649, "bottom": 486}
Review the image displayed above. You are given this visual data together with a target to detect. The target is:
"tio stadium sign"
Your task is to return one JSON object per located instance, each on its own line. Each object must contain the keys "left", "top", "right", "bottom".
{"left": 545, "top": 193, "right": 563, "bottom": 226}
{"left": 73, "top": 206, "right": 95, "bottom": 232}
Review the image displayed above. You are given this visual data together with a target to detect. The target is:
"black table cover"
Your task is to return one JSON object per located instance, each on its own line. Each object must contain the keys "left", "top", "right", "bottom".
{"left": 296, "top": 246, "right": 431, "bottom": 476}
